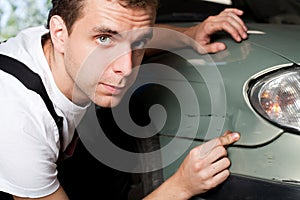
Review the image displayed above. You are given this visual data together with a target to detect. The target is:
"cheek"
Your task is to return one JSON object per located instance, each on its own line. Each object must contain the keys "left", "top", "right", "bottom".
{"left": 64, "top": 37, "right": 94, "bottom": 76}
{"left": 65, "top": 43, "right": 101, "bottom": 85}
{"left": 133, "top": 50, "right": 145, "bottom": 65}
{"left": 64, "top": 44, "right": 81, "bottom": 78}
{"left": 127, "top": 66, "right": 140, "bottom": 87}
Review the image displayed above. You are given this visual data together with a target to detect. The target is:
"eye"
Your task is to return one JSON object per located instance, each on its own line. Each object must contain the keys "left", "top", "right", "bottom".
{"left": 97, "top": 35, "right": 112, "bottom": 46}
{"left": 131, "top": 39, "right": 147, "bottom": 50}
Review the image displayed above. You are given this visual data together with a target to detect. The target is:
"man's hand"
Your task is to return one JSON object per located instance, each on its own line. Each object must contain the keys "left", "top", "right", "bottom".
{"left": 173, "top": 130, "right": 240, "bottom": 198}
{"left": 144, "top": 130, "right": 240, "bottom": 200}
{"left": 184, "top": 8, "right": 248, "bottom": 53}
{"left": 150, "top": 8, "right": 248, "bottom": 57}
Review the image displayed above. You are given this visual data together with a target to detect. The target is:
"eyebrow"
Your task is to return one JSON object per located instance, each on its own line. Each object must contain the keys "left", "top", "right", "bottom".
{"left": 92, "top": 26, "right": 119, "bottom": 35}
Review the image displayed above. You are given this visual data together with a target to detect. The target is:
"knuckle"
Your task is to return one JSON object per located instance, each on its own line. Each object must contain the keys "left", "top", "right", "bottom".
{"left": 207, "top": 16, "right": 214, "bottom": 21}
{"left": 223, "top": 157, "right": 231, "bottom": 167}
{"left": 193, "top": 161, "right": 204, "bottom": 172}
{"left": 215, "top": 137, "right": 223, "bottom": 146}
{"left": 198, "top": 170, "right": 210, "bottom": 180}
{"left": 221, "top": 135, "right": 231, "bottom": 145}
{"left": 222, "top": 21, "right": 230, "bottom": 28}
{"left": 218, "top": 146, "right": 227, "bottom": 156}
{"left": 204, "top": 179, "right": 216, "bottom": 190}
{"left": 189, "top": 146, "right": 200, "bottom": 158}
{"left": 223, "top": 169, "right": 230, "bottom": 177}
{"left": 204, "top": 22, "right": 213, "bottom": 31}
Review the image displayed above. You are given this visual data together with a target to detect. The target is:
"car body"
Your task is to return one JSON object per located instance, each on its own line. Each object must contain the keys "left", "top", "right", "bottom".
{"left": 132, "top": 22, "right": 300, "bottom": 199}
{"left": 70, "top": 5, "right": 300, "bottom": 199}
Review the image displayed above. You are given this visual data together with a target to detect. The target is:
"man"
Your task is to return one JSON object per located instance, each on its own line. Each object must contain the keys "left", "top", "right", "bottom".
{"left": 0, "top": 0, "right": 246, "bottom": 199}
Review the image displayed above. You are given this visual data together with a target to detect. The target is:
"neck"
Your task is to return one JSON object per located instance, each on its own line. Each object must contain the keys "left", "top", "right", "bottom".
{"left": 43, "top": 38, "right": 53, "bottom": 70}
{"left": 43, "top": 38, "right": 73, "bottom": 100}
{"left": 42, "top": 37, "right": 90, "bottom": 106}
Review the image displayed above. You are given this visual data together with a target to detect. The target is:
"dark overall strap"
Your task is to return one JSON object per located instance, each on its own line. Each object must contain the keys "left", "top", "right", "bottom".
{"left": 0, "top": 54, "right": 64, "bottom": 140}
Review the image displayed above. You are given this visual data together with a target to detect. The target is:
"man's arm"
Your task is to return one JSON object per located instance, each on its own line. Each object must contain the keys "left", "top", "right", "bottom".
{"left": 13, "top": 186, "right": 69, "bottom": 200}
{"left": 143, "top": 131, "right": 240, "bottom": 200}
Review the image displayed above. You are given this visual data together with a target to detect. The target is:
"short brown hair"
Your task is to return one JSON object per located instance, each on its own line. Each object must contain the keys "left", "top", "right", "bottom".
{"left": 46, "top": 0, "right": 159, "bottom": 34}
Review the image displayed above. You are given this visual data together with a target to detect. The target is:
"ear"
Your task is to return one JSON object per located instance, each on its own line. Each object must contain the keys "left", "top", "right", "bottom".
{"left": 49, "top": 15, "right": 68, "bottom": 53}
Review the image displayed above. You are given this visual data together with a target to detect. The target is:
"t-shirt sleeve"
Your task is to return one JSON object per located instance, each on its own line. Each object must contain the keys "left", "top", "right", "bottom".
{"left": 0, "top": 75, "right": 61, "bottom": 198}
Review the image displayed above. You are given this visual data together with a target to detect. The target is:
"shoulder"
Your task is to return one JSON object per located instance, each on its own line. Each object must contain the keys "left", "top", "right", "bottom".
{"left": 0, "top": 69, "right": 60, "bottom": 145}
{"left": 0, "top": 72, "right": 61, "bottom": 197}
{"left": 0, "top": 26, "right": 49, "bottom": 70}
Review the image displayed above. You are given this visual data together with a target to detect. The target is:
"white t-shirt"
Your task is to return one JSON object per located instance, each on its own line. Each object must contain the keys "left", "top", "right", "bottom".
{"left": 0, "top": 26, "right": 89, "bottom": 198}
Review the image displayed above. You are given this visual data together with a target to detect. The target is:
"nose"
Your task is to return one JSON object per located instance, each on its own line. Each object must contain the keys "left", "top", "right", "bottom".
{"left": 112, "top": 51, "right": 133, "bottom": 77}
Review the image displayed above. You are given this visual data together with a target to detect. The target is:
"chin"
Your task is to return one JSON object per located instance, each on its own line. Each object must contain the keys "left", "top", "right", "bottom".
{"left": 94, "top": 96, "right": 122, "bottom": 108}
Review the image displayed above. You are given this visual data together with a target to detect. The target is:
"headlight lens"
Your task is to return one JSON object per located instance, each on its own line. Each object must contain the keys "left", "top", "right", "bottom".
{"left": 249, "top": 64, "right": 300, "bottom": 132}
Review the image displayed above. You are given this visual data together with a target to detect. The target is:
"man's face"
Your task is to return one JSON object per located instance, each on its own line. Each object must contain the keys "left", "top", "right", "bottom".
{"left": 63, "top": 0, "right": 156, "bottom": 107}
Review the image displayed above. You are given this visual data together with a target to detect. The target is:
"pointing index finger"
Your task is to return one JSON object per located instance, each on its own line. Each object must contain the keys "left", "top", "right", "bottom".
{"left": 219, "top": 131, "right": 240, "bottom": 146}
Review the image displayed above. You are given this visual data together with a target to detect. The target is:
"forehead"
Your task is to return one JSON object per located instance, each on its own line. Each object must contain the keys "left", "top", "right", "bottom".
{"left": 81, "top": 0, "right": 156, "bottom": 31}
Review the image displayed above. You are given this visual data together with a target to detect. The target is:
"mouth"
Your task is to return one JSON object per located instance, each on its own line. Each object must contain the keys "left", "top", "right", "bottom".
{"left": 101, "top": 83, "right": 125, "bottom": 95}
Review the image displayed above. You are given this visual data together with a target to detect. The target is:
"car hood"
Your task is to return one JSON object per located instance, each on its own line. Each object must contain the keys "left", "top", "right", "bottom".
{"left": 138, "top": 23, "right": 300, "bottom": 146}
{"left": 245, "top": 23, "right": 300, "bottom": 63}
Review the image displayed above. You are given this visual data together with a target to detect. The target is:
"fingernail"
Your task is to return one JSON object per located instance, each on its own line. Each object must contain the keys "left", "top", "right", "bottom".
{"left": 218, "top": 43, "right": 226, "bottom": 51}
{"left": 232, "top": 132, "right": 240, "bottom": 140}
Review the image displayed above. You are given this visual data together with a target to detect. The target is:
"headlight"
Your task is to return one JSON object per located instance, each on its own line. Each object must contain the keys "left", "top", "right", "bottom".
{"left": 248, "top": 63, "right": 300, "bottom": 132}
